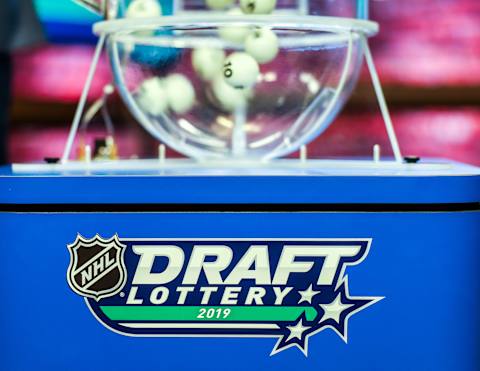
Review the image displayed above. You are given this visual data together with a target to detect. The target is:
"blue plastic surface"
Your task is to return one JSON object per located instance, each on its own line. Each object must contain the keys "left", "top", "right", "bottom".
{"left": 1, "top": 162, "right": 480, "bottom": 204}
{"left": 0, "top": 211, "right": 479, "bottom": 370}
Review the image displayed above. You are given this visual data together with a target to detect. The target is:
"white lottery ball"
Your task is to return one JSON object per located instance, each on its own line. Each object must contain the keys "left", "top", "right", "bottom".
{"left": 164, "top": 74, "right": 196, "bottom": 114}
{"left": 223, "top": 52, "right": 260, "bottom": 89}
{"left": 240, "top": 0, "right": 276, "bottom": 14}
{"left": 245, "top": 27, "right": 279, "bottom": 64}
{"left": 206, "top": 0, "right": 234, "bottom": 10}
{"left": 218, "top": 8, "right": 251, "bottom": 44}
{"left": 137, "top": 77, "right": 168, "bottom": 116}
{"left": 125, "top": 0, "right": 162, "bottom": 37}
{"left": 211, "top": 76, "right": 251, "bottom": 112}
{"left": 192, "top": 48, "right": 226, "bottom": 81}
{"left": 126, "top": 0, "right": 162, "bottom": 18}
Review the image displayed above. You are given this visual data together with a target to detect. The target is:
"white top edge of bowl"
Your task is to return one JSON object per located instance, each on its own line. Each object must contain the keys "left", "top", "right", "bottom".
{"left": 93, "top": 15, "right": 379, "bottom": 37}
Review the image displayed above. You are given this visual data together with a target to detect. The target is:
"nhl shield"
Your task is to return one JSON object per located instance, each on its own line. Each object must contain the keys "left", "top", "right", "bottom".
{"left": 67, "top": 234, "right": 127, "bottom": 301}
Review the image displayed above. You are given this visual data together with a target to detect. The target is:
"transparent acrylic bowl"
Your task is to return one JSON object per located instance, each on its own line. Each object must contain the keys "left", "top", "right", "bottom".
{"left": 98, "top": 15, "right": 376, "bottom": 160}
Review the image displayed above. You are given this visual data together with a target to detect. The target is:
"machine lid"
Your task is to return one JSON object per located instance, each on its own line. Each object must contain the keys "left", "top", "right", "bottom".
{"left": 1, "top": 160, "right": 479, "bottom": 206}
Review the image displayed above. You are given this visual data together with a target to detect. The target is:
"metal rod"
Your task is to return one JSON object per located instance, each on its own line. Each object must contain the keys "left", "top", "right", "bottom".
{"left": 85, "top": 145, "right": 92, "bottom": 164}
{"left": 232, "top": 104, "right": 247, "bottom": 157}
{"left": 361, "top": 35, "right": 402, "bottom": 163}
{"left": 101, "top": 85, "right": 115, "bottom": 135}
{"left": 61, "top": 34, "right": 106, "bottom": 163}
{"left": 373, "top": 144, "right": 381, "bottom": 163}
{"left": 159, "top": 144, "right": 166, "bottom": 164}
{"left": 300, "top": 145, "right": 308, "bottom": 163}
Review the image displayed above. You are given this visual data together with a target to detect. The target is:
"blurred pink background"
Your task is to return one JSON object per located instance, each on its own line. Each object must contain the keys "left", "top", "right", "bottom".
{"left": 9, "top": 0, "right": 480, "bottom": 165}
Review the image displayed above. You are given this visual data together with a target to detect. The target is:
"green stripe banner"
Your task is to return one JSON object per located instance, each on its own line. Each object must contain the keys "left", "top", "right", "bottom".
{"left": 101, "top": 306, "right": 318, "bottom": 322}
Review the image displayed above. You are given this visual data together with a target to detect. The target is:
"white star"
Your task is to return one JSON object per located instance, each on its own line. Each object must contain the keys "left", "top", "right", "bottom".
{"left": 286, "top": 318, "right": 310, "bottom": 342}
{"left": 271, "top": 277, "right": 384, "bottom": 356}
{"left": 298, "top": 284, "right": 321, "bottom": 304}
{"left": 319, "top": 292, "right": 354, "bottom": 324}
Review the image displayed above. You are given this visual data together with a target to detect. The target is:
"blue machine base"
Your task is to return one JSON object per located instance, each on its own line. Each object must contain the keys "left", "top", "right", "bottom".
{"left": 0, "top": 161, "right": 479, "bottom": 371}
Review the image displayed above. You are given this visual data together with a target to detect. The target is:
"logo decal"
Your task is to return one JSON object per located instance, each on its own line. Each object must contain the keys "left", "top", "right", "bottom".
{"left": 67, "top": 237, "right": 383, "bottom": 356}
{"left": 67, "top": 234, "right": 127, "bottom": 301}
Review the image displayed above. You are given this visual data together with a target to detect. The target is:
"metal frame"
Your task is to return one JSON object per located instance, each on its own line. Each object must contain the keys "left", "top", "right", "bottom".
{"left": 61, "top": 16, "right": 402, "bottom": 165}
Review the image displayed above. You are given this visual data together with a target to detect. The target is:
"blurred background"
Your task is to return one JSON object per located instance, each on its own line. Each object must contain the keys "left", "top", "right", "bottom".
{"left": 5, "top": 0, "right": 480, "bottom": 164}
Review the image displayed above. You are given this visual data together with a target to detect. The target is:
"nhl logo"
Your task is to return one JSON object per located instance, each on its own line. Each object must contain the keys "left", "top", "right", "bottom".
{"left": 67, "top": 234, "right": 127, "bottom": 301}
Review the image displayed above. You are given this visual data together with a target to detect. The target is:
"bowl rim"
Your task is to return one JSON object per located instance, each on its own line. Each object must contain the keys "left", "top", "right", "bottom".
{"left": 93, "top": 15, "right": 379, "bottom": 37}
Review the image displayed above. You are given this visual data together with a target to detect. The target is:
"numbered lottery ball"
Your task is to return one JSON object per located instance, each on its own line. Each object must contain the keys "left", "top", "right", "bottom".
{"left": 245, "top": 27, "right": 279, "bottom": 64}
{"left": 137, "top": 77, "right": 168, "bottom": 116}
{"left": 164, "top": 74, "right": 196, "bottom": 114}
{"left": 218, "top": 8, "right": 251, "bottom": 44}
{"left": 223, "top": 52, "right": 260, "bottom": 89}
{"left": 126, "top": 0, "right": 162, "bottom": 18}
{"left": 192, "top": 48, "right": 226, "bottom": 81}
{"left": 206, "top": 0, "right": 234, "bottom": 10}
{"left": 240, "top": 0, "right": 276, "bottom": 14}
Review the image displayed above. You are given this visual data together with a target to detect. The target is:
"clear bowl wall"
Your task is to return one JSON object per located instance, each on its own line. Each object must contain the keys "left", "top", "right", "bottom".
{"left": 103, "top": 0, "right": 371, "bottom": 159}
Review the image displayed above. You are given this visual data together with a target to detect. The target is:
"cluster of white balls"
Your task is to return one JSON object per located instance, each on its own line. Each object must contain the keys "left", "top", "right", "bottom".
{"left": 128, "top": 0, "right": 199, "bottom": 116}
{"left": 137, "top": 74, "right": 196, "bottom": 115}
{"left": 128, "top": 0, "right": 281, "bottom": 113}
{"left": 193, "top": 0, "right": 280, "bottom": 111}
{"left": 215, "top": 0, "right": 280, "bottom": 67}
